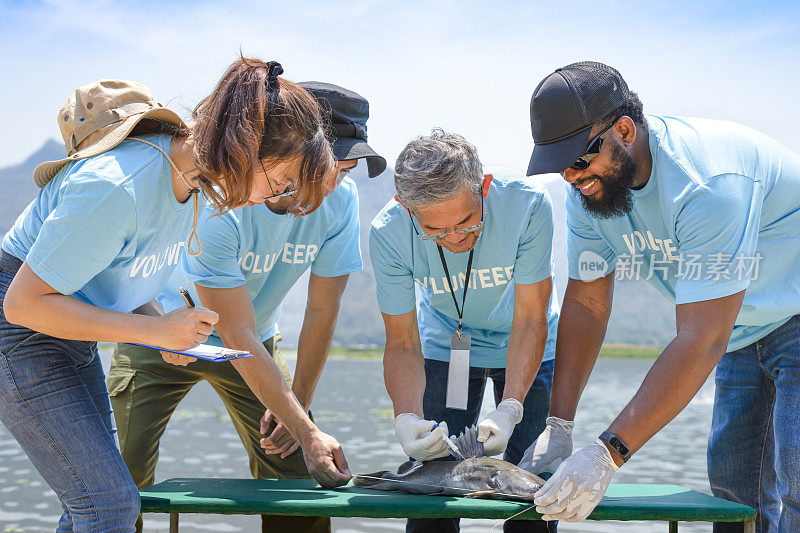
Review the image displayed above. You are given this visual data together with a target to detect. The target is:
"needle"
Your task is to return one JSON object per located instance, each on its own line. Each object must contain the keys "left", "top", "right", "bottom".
{"left": 432, "top": 423, "right": 466, "bottom": 460}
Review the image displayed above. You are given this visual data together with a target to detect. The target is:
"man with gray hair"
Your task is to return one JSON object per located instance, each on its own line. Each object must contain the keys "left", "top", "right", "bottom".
{"left": 369, "top": 129, "right": 559, "bottom": 533}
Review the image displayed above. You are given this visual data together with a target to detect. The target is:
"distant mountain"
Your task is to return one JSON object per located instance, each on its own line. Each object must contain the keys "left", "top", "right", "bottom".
{"left": 0, "top": 139, "right": 64, "bottom": 232}
{"left": 0, "top": 142, "right": 675, "bottom": 349}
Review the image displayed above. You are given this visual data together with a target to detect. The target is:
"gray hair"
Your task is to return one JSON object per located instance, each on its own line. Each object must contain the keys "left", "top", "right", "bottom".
{"left": 394, "top": 129, "right": 484, "bottom": 210}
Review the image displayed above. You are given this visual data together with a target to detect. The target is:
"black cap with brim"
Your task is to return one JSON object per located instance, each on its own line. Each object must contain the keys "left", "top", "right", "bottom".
{"left": 299, "top": 81, "right": 387, "bottom": 179}
{"left": 526, "top": 61, "right": 631, "bottom": 176}
{"left": 526, "top": 126, "right": 591, "bottom": 175}
{"left": 332, "top": 136, "right": 387, "bottom": 178}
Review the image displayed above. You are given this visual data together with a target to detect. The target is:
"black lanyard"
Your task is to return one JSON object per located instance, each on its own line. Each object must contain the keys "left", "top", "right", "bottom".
{"left": 436, "top": 244, "right": 474, "bottom": 338}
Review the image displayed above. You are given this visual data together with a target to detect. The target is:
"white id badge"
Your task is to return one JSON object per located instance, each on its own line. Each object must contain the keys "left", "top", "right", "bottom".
{"left": 446, "top": 334, "right": 471, "bottom": 410}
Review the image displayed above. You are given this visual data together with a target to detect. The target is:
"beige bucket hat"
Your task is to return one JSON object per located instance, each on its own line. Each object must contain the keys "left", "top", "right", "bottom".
{"left": 33, "top": 79, "right": 185, "bottom": 188}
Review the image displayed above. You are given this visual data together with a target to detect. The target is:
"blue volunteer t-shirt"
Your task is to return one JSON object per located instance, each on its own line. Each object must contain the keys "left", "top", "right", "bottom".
{"left": 567, "top": 114, "right": 800, "bottom": 352}
{"left": 2, "top": 134, "right": 198, "bottom": 313}
{"left": 369, "top": 172, "right": 559, "bottom": 368}
{"left": 157, "top": 177, "right": 362, "bottom": 345}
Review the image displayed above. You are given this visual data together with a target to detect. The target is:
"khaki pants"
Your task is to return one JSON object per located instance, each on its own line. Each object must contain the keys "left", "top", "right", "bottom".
{"left": 107, "top": 337, "right": 330, "bottom": 533}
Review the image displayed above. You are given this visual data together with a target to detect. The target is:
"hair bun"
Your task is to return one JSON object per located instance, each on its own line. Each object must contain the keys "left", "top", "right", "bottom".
{"left": 266, "top": 61, "right": 283, "bottom": 92}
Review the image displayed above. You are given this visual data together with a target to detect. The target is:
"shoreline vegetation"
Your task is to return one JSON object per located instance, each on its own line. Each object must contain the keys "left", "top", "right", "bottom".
{"left": 282, "top": 344, "right": 662, "bottom": 361}
{"left": 98, "top": 343, "right": 662, "bottom": 361}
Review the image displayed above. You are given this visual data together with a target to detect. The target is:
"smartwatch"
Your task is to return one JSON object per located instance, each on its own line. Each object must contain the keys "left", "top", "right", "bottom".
{"left": 599, "top": 431, "right": 631, "bottom": 463}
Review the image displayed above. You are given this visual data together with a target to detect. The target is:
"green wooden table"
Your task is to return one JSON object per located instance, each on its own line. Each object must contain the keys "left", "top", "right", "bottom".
{"left": 140, "top": 478, "right": 756, "bottom": 532}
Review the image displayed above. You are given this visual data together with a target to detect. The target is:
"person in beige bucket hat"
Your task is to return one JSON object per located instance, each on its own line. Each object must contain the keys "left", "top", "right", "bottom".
{"left": 0, "top": 56, "right": 353, "bottom": 531}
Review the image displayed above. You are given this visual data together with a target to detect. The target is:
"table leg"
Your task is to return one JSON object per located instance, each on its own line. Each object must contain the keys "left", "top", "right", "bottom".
{"left": 743, "top": 518, "right": 755, "bottom": 533}
{"left": 170, "top": 512, "right": 179, "bottom": 533}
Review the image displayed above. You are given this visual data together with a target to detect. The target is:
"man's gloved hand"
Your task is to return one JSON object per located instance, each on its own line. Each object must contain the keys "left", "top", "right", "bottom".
{"left": 394, "top": 413, "right": 450, "bottom": 461}
{"left": 477, "top": 398, "right": 524, "bottom": 456}
{"left": 533, "top": 439, "right": 619, "bottom": 522}
{"left": 518, "top": 416, "right": 574, "bottom": 475}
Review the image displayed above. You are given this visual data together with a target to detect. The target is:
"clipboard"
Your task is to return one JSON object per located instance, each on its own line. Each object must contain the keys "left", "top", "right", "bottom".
{"left": 125, "top": 343, "right": 253, "bottom": 362}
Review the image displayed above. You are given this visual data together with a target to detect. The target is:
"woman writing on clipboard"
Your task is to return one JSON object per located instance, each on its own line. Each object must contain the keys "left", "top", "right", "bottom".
{"left": 0, "top": 57, "right": 350, "bottom": 531}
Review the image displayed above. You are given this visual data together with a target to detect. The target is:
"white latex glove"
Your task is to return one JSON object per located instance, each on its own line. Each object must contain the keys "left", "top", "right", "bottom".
{"left": 394, "top": 414, "right": 451, "bottom": 461}
{"left": 534, "top": 439, "right": 620, "bottom": 522}
{"left": 518, "top": 416, "right": 574, "bottom": 475}
{"left": 477, "top": 398, "right": 524, "bottom": 456}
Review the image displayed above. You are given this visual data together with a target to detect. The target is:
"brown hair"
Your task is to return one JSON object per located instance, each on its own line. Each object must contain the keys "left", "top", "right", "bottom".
{"left": 191, "top": 56, "right": 333, "bottom": 215}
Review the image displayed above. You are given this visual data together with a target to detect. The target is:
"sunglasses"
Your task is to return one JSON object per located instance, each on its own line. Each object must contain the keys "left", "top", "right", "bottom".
{"left": 567, "top": 119, "right": 618, "bottom": 171}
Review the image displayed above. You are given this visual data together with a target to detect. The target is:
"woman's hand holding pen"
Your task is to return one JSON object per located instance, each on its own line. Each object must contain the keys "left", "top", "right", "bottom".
{"left": 149, "top": 306, "right": 219, "bottom": 366}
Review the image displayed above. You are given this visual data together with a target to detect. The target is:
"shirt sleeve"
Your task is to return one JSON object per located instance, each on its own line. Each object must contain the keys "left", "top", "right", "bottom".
{"left": 673, "top": 173, "right": 764, "bottom": 304}
{"left": 513, "top": 189, "right": 555, "bottom": 285}
{"left": 182, "top": 209, "right": 244, "bottom": 289}
{"left": 565, "top": 185, "right": 617, "bottom": 280}
{"left": 310, "top": 184, "right": 362, "bottom": 277}
{"left": 368, "top": 225, "right": 416, "bottom": 315}
{"left": 26, "top": 174, "right": 136, "bottom": 295}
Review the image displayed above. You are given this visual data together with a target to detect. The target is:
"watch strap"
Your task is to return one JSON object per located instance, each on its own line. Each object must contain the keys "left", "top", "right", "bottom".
{"left": 599, "top": 431, "right": 631, "bottom": 463}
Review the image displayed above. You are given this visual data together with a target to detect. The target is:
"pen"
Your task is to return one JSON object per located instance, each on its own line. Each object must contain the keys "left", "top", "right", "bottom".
{"left": 179, "top": 287, "right": 196, "bottom": 308}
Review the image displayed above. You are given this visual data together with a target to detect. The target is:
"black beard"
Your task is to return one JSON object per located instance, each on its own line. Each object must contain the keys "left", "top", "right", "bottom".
{"left": 576, "top": 141, "right": 637, "bottom": 219}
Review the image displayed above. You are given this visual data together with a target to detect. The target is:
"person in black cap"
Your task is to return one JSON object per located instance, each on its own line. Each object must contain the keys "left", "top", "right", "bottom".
{"left": 107, "top": 81, "right": 386, "bottom": 533}
{"left": 521, "top": 61, "right": 800, "bottom": 531}
{"left": 300, "top": 81, "right": 386, "bottom": 180}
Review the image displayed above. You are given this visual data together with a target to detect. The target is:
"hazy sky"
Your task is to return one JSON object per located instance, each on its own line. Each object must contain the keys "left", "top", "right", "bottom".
{"left": 2, "top": 0, "right": 800, "bottom": 177}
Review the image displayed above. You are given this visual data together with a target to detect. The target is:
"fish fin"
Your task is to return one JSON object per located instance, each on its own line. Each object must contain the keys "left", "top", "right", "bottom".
{"left": 453, "top": 425, "right": 485, "bottom": 458}
{"left": 465, "top": 489, "right": 496, "bottom": 498}
{"left": 397, "top": 460, "right": 423, "bottom": 475}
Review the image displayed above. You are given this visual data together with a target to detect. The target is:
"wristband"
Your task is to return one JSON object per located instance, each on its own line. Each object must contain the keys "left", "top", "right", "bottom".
{"left": 599, "top": 431, "right": 631, "bottom": 463}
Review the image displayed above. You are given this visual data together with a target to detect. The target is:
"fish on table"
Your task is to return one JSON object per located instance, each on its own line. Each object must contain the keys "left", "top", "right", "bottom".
{"left": 352, "top": 426, "right": 545, "bottom": 502}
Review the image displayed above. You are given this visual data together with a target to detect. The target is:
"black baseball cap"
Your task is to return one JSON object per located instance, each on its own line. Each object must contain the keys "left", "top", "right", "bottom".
{"left": 299, "top": 81, "right": 387, "bottom": 178}
{"left": 526, "top": 61, "right": 630, "bottom": 176}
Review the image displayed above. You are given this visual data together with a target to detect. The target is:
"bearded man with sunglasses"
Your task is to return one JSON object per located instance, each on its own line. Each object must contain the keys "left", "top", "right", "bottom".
{"left": 370, "top": 129, "right": 560, "bottom": 533}
{"left": 523, "top": 61, "right": 800, "bottom": 532}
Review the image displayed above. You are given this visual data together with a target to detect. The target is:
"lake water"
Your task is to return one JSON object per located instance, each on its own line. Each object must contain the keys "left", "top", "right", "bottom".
{"left": 0, "top": 349, "right": 720, "bottom": 533}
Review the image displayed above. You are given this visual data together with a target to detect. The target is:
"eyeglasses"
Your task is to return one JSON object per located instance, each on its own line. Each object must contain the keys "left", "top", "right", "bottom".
{"left": 260, "top": 159, "right": 297, "bottom": 200}
{"left": 415, "top": 196, "right": 484, "bottom": 241}
{"left": 567, "top": 119, "right": 618, "bottom": 171}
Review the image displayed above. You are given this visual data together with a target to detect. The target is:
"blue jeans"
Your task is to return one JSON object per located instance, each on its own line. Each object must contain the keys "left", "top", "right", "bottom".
{"left": 709, "top": 314, "right": 800, "bottom": 533}
{"left": 406, "top": 358, "right": 556, "bottom": 533}
{"left": 0, "top": 251, "right": 139, "bottom": 532}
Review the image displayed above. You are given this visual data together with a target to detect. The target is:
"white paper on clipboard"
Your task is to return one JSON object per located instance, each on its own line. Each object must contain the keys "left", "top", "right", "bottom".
{"left": 125, "top": 343, "right": 253, "bottom": 362}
